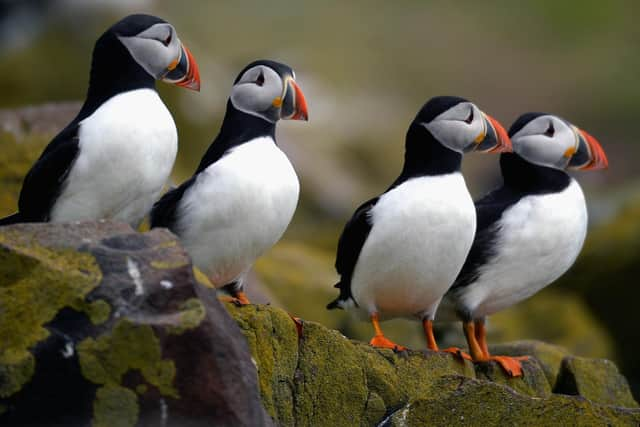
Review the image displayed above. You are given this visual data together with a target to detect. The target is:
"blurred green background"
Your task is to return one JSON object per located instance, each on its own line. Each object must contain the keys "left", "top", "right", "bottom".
{"left": 1, "top": 0, "right": 639, "bottom": 397}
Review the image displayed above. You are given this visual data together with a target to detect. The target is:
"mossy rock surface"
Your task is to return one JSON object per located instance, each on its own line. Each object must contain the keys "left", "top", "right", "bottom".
{"left": 0, "top": 221, "right": 271, "bottom": 426}
{"left": 555, "top": 356, "right": 638, "bottom": 408}
{"left": 227, "top": 303, "right": 639, "bottom": 426}
{"left": 384, "top": 376, "right": 640, "bottom": 427}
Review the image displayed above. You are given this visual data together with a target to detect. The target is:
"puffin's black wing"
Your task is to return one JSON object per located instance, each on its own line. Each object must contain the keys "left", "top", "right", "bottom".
{"left": 451, "top": 186, "right": 522, "bottom": 291}
{"left": 13, "top": 124, "right": 81, "bottom": 223}
{"left": 327, "top": 196, "right": 379, "bottom": 309}
{"left": 150, "top": 177, "right": 196, "bottom": 231}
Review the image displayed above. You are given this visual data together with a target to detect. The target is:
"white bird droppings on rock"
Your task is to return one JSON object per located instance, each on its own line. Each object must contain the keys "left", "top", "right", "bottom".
{"left": 126, "top": 257, "right": 144, "bottom": 295}
{"left": 61, "top": 341, "right": 74, "bottom": 358}
{"left": 160, "top": 280, "right": 173, "bottom": 290}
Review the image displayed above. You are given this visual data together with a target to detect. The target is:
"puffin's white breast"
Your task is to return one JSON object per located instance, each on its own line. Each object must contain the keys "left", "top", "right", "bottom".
{"left": 51, "top": 89, "right": 177, "bottom": 226}
{"left": 177, "top": 137, "right": 299, "bottom": 286}
{"left": 455, "top": 179, "right": 587, "bottom": 318}
{"left": 351, "top": 173, "right": 476, "bottom": 320}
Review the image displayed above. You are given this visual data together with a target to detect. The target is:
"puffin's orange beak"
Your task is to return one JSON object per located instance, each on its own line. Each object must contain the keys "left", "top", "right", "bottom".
{"left": 289, "top": 80, "right": 308, "bottom": 121}
{"left": 568, "top": 128, "right": 608, "bottom": 170}
{"left": 487, "top": 114, "right": 512, "bottom": 153}
{"left": 163, "top": 43, "right": 200, "bottom": 91}
{"left": 474, "top": 113, "right": 512, "bottom": 153}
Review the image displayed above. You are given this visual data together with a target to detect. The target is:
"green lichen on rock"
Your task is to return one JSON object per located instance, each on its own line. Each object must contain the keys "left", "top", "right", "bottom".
{"left": 292, "top": 321, "right": 368, "bottom": 426}
{"left": 473, "top": 357, "right": 551, "bottom": 398}
{"left": 387, "top": 375, "right": 640, "bottom": 427}
{"left": 83, "top": 299, "right": 111, "bottom": 325}
{"left": 555, "top": 356, "right": 639, "bottom": 408}
{"left": 0, "top": 351, "right": 34, "bottom": 398}
{"left": 230, "top": 303, "right": 299, "bottom": 425}
{"left": 77, "top": 319, "right": 178, "bottom": 398}
{"left": 491, "top": 340, "right": 570, "bottom": 389}
{"left": 0, "top": 230, "right": 102, "bottom": 396}
{"left": 226, "top": 303, "right": 640, "bottom": 426}
{"left": 192, "top": 266, "right": 215, "bottom": 289}
{"left": 167, "top": 298, "right": 206, "bottom": 335}
{"left": 93, "top": 384, "right": 139, "bottom": 427}
{"left": 150, "top": 259, "right": 189, "bottom": 270}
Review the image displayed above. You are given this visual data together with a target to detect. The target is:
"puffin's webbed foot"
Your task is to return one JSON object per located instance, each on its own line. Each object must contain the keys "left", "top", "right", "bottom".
{"left": 486, "top": 355, "right": 528, "bottom": 377}
{"left": 369, "top": 334, "right": 407, "bottom": 352}
{"left": 369, "top": 312, "right": 408, "bottom": 352}
{"left": 219, "top": 290, "right": 251, "bottom": 306}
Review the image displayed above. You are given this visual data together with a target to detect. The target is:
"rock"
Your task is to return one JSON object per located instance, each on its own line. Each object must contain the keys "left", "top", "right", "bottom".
{"left": 490, "top": 340, "right": 571, "bottom": 389}
{"left": 0, "top": 102, "right": 80, "bottom": 137}
{"left": 555, "top": 199, "right": 640, "bottom": 398}
{"left": 382, "top": 376, "right": 640, "bottom": 427}
{"left": 487, "top": 289, "right": 615, "bottom": 360}
{"left": 0, "top": 221, "right": 272, "bottom": 427}
{"left": 555, "top": 356, "right": 638, "bottom": 408}
{"left": 1, "top": 221, "right": 638, "bottom": 425}
{"left": 226, "top": 303, "right": 639, "bottom": 426}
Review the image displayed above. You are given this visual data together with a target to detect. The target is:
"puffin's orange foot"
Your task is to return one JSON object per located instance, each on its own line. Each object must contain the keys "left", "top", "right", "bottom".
{"left": 219, "top": 295, "right": 250, "bottom": 307}
{"left": 288, "top": 313, "right": 303, "bottom": 338}
{"left": 489, "top": 355, "right": 529, "bottom": 377}
{"left": 442, "top": 347, "right": 473, "bottom": 361}
{"left": 233, "top": 291, "right": 251, "bottom": 306}
{"left": 369, "top": 335, "right": 407, "bottom": 352}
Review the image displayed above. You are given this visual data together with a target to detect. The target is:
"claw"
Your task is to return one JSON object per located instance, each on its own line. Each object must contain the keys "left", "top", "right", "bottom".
{"left": 288, "top": 313, "right": 303, "bottom": 338}
{"left": 369, "top": 335, "right": 407, "bottom": 352}
{"left": 442, "top": 347, "right": 473, "bottom": 361}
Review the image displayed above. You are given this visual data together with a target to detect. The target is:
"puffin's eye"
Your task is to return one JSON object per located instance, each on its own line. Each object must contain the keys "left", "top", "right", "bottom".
{"left": 256, "top": 71, "right": 265, "bottom": 86}
{"left": 544, "top": 122, "right": 555, "bottom": 137}
{"left": 162, "top": 32, "right": 172, "bottom": 46}
{"left": 464, "top": 108, "right": 474, "bottom": 124}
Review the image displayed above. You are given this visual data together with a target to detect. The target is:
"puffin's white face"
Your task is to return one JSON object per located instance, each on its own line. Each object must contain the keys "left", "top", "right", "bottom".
{"left": 230, "top": 64, "right": 308, "bottom": 123}
{"left": 510, "top": 115, "right": 576, "bottom": 169}
{"left": 118, "top": 23, "right": 200, "bottom": 90}
{"left": 510, "top": 114, "right": 608, "bottom": 171}
{"left": 422, "top": 102, "right": 511, "bottom": 154}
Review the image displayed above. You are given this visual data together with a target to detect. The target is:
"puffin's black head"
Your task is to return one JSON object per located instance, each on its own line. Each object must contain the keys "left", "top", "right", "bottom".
{"left": 509, "top": 113, "right": 608, "bottom": 171}
{"left": 229, "top": 59, "right": 308, "bottom": 123}
{"left": 99, "top": 14, "right": 200, "bottom": 91}
{"left": 413, "top": 96, "right": 511, "bottom": 154}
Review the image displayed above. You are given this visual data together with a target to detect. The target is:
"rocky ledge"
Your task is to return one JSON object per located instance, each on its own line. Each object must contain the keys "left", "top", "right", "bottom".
{"left": 0, "top": 221, "right": 638, "bottom": 426}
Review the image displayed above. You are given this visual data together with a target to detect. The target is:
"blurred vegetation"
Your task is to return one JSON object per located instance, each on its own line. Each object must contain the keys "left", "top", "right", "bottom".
{"left": 1, "top": 0, "right": 639, "bottom": 398}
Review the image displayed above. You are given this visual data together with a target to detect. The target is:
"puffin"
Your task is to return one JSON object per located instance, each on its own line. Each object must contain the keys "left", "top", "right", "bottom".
{"left": 150, "top": 59, "right": 308, "bottom": 305}
{"left": 442, "top": 112, "right": 608, "bottom": 376}
{"left": 327, "top": 96, "right": 511, "bottom": 351}
{"left": 0, "top": 14, "right": 200, "bottom": 227}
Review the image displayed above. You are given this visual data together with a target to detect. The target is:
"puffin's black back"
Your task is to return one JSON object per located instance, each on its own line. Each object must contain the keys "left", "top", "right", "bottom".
{"left": 0, "top": 15, "right": 163, "bottom": 225}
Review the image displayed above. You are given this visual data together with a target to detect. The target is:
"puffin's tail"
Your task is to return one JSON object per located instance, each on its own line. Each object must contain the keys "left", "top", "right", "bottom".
{"left": 326, "top": 282, "right": 346, "bottom": 310}
{"left": 0, "top": 212, "right": 23, "bottom": 226}
{"left": 326, "top": 299, "right": 341, "bottom": 310}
